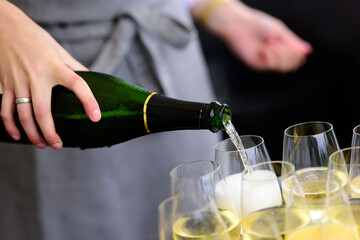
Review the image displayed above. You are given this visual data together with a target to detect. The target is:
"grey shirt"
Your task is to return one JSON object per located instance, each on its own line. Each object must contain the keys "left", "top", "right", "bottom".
{"left": 11, "top": 0, "right": 152, "bottom": 22}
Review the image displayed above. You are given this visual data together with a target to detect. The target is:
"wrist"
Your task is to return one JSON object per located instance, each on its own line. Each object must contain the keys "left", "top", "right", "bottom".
{"left": 191, "top": 0, "right": 234, "bottom": 26}
{"left": 0, "top": 1, "right": 24, "bottom": 23}
{"left": 191, "top": 0, "right": 249, "bottom": 35}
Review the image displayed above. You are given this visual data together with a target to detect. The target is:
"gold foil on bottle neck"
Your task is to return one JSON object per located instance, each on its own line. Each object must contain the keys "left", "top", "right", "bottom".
{"left": 143, "top": 92, "right": 157, "bottom": 133}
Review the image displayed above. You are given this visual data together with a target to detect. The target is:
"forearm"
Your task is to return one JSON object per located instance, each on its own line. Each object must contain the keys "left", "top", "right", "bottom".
{"left": 186, "top": 0, "right": 312, "bottom": 72}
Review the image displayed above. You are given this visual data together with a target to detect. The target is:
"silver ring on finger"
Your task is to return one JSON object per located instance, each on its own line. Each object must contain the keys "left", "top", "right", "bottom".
{"left": 15, "top": 97, "right": 32, "bottom": 104}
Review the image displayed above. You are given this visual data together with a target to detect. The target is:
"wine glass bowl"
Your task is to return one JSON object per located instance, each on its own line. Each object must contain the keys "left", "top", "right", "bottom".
{"left": 169, "top": 160, "right": 240, "bottom": 220}
{"left": 283, "top": 121, "right": 340, "bottom": 169}
{"left": 326, "top": 198, "right": 360, "bottom": 239}
{"left": 286, "top": 146, "right": 360, "bottom": 240}
{"left": 289, "top": 183, "right": 358, "bottom": 240}
{"left": 283, "top": 121, "right": 341, "bottom": 222}
{"left": 214, "top": 136, "right": 271, "bottom": 216}
{"left": 286, "top": 224, "right": 358, "bottom": 240}
{"left": 352, "top": 125, "right": 360, "bottom": 147}
{"left": 158, "top": 192, "right": 240, "bottom": 240}
{"left": 241, "top": 161, "right": 311, "bottom": 240}
{"left": 328, "top": 147, "right": 360, "bottom": 199}
{"left": 215, "top": 136, "right": 270, "bottom": 173}
{"left": 169, "top": 160, "right": 221, "bottom": 197}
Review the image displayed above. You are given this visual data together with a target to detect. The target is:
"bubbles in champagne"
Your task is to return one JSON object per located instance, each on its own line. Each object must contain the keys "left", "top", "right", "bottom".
{"left": 242, "top": 170, "right": 282, "bottom": 216}
{"left": 283, "top": 167, "right": 348, "bottom": 222}
{"left": 293, "top": 167, "right": 348, "bottom": 201}
{"left": 215, "top": 173, "right": 243, "bottom": 214}
{"left": 242, "top": 206, "right": 311, "bottom": 239}
{"left": 172, "top": 210, "right": 241, "bottom": 240}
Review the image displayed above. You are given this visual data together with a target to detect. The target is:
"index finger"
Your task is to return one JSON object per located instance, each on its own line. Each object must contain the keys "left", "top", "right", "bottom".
{"left": 58, "top": 69, "right": 101, "bottom": 122}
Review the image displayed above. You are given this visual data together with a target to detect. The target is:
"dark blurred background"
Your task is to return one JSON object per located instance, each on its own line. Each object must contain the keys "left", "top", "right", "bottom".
{"left": 199, "top": 0, "right": 360, "bottom": 159}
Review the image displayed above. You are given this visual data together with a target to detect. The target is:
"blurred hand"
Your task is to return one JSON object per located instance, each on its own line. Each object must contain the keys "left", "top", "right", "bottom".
{"left": 191, "top": 0, "right": 312, "bottom": 72}
{"left": 0, "top": 1, "right": 101, "bottom": 149}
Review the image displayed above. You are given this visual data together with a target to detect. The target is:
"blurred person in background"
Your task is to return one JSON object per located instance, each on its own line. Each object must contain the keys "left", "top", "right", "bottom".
{"left": 200, "top": 0, "right": 359, "bottom": 158}
{"left": 0, "top": 0, "right": 311, "bottom": 239}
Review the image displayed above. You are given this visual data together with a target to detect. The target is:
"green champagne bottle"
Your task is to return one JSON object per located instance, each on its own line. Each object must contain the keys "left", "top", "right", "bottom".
{"left": 0, "top": 71, "right": 232, "bottom": 149}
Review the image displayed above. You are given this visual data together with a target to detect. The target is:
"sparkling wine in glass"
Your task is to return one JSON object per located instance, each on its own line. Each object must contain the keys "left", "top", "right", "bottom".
{"left": 287, "top": 179, "right": 358, "bottom": 240}
{"left": 328, "top": 147, "right": 360, "bottom": 198}
{"left": 338, "top": 146, "right": 360, "bottom": 198}
{"left": 241, "top": 161, "right": 311, "bottom": 240}
{"left": 350, "top": 164, "right": 360, "bottom": 199}
{"left": 283, "top": 121, "right": 342, "bottom": 222}
{"left": 169, "top": 160, "right": 241, "bottom": 230}
{"left": 214, "top": 136, "right": 270, "bottom": 215}
{"left": 327, "top": 198, "right": 360, "bottom": 239}
{"left": 286, "top": 224, "right": 358, "bottom": 240}
{"left": 158, "top": 193, "right": 239, "bottom": 240}
{"left": 221, "top": 115, "right": 251, "bottom": 169}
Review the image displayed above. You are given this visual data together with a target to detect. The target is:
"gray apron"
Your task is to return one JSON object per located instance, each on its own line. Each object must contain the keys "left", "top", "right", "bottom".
{"left": 0, "top": 0, "right": 220, "bottom": 239}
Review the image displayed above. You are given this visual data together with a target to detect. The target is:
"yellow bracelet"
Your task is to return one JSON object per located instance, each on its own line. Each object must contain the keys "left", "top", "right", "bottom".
{"left": 197, "top": 0, "right": 231, "bottom": 26}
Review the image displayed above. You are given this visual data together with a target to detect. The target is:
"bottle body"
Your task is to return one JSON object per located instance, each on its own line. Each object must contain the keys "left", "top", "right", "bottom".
{"left": 0, "top": 71, "right": 231, "bottom": 149}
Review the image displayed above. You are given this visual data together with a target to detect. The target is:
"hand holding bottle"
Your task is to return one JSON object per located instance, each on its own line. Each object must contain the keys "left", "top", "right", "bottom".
{"left": 0, "top": 1, "right": 101, "bottom": 149}
{"left": 190, "top": 0, "right": 312, "bottom": 72}
{"left": 0, "top": 71, "right": 231, "bottom": 148}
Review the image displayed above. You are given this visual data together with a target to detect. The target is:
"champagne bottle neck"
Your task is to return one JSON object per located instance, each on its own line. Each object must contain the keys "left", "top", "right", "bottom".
{"left": 145, "top": 94, "right": 231, "bottom": 133}
{"left": 200, "top": 101, "right": 232, "bottom": 133}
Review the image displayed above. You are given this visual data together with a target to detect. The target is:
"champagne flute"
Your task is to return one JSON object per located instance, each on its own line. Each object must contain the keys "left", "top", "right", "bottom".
{"left": 169, "top": 160, "right": 221, "bottom": 197}
{"left": 241, "top": 161, "right": 311, "bottom": 240}
{"left": 214, "top": 136, "right": 270, "bottom": 215}
{"left": 169, "top": 160, "right": 240, "bottom": 221}
{"left": 352, "top": 125, "right": 360, "bottom": 147}
{"left": 326, "top": 198, "right": 360, "bottom": 239}
{"left": 283, "top": 121, "right": 341, "bottom": 222}
{"left": 286, "top": 223, "right": 358, "bottom": 240}
{"left": 287, "top": 177, "right": 358, "bottom": 240}
{"left": 335, "top": 146, "right": 360, "bottom": 198}
{"left": 328, "top": 147, "right": 360, "bottom": 198}
{"left": 158, "top": 193, "right": 237, "bottom": 240}
{"left": 327, "top": 149, "right": 360, "bottom": 239}
{"left": 350, "top": 161, "right": 360, "bottom": 199}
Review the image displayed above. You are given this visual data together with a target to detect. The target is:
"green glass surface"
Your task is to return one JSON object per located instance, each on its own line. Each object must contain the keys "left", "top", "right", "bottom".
{"left": 0, "top": 71, "right": 232, "bottom": 148}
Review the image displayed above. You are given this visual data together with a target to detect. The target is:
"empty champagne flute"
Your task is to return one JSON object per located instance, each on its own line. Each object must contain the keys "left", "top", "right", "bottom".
{"left": 241, "top": 161, "right": 311, "bottom": 240}
{"left": 214, "top": 136, "right": 270, "bottom": 215}
{"left": 158, "top": 192, "right": 239, "bottom": 240}
{"left": 352, "top": 125, "right": 360, "bottom": 147}
{"left": 283, "top": 121, "right": 341, "bottom": 222}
